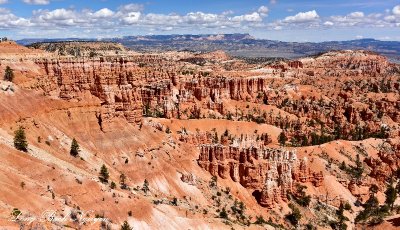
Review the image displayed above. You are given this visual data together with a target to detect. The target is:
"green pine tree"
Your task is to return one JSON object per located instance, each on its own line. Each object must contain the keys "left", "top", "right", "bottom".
{"left": 278, "top": 131, "right": 287, "bottom": 146}
{"left": 120, "top": 173, "right": 127, "bottom": 189}
{"left": 99, "top": 164, "right": 109, "bottom": 183}
{"left": 142, "top": 179, "right": 149, "bottom": 194}
{"left": 4, "top": 66, "right": 14, "bottom": 82}
{"left": 120, "top": 220, "right": 131, "bottom": 230}
{"left": 385, "top": 183, "right": 397, "bottom": 210}
{"left": 70, "top": 138, "right": 80, "bottom": 157}
{"left": 14, "top": 126, "right": 28, "bottom": 152}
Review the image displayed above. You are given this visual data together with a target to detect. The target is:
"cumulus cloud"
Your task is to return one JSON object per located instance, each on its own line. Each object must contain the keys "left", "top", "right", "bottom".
{"left": 93, "top": 8, "right": 114, "bottom": 18}
{"left": 258, "top": 6, "right": 269, "bottom": 16}
{"left": 0, "top": 8, "right": 32, "bottom": 28}
{"left": 121, "top": 12, "right": 141, "bottom": 24}
{"left": 348, "top": 11, "right": 364, "bottom": 18}
{"left": 393, "top": 5, "right": 400, "bottom": 16}
{"left": 39, "top": 9, "right": 75, "bottom": 21}
{"left": 328, "top": 11, "right": 394, "bottom": 28}
{"left": 283, "top": 10, "right": 319, "bottom": 23}
{"left": 23, "top": 0, "right": 50, "bottom": 5}
{"left": 232, "top": 12, "right": 263, "bottom": 22}
{"left": 2, "top": 3, "right": 400, "bottom": 37}
{"left": 118, "top": 3, "right": 144, "bottom": 13}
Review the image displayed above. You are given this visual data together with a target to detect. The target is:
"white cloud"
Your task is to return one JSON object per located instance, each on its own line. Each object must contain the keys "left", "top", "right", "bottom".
{"left": 39, "top": 9, "right": 75, "bottom": 21}
{"left": 2, "top": 3, "right": 400, "bottom": 38}
{"left": 23, "top": 0, "right": 50, "bottom": 5}
{"left": 348, "top": 11, "right": 364, "bottom": 18}
{"left": 258, "top": 6, "right": 269, "bottom": 16}
{"left": 122, "top": 12, "right": 141, "bottom": 24}
{"left": 232, "top": 12, "right": 262, "bottom": 22}
{"left": 283, "top": 10, "right": 319, "bottom": 23}
{"left": 328, "top": 11, "right": 393, "bottom": 28}
{"left": 384, "top": 15, "right": 396, "bottom": 22}
{"left": 185, "top": 12, "right": 219, "bottom": 23}
{"left": 0, "top": 0, "right": 8, "bottom": 4}
{"left": 270, "top": 0, "right": 277, "bottom": 4}
{"left": 93, "top": 8, "right": 114, "bottom": 18}
{"left": 393, "top": 5, "right": 400, "bottom": 16}
{"left": 0, "top": 8, "right": 32, "bottom": 28}
{"left": 118, "top": 4, "right": 144, "bottom": 13}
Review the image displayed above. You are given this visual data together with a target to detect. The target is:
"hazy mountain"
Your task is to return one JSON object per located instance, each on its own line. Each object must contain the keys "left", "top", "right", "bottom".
{"left": 17, "top": 34, "right": 400, "bottom": 61}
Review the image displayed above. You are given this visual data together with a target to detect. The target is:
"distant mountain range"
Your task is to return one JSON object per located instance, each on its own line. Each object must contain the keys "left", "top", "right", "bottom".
{"left": 17, "top": 34, "right": 400, "bottom": 61}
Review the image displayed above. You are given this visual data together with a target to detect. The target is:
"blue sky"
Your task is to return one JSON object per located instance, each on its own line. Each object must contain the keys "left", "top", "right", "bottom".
{"left": 1, "top": 0, "right": 400, "bottom": 41}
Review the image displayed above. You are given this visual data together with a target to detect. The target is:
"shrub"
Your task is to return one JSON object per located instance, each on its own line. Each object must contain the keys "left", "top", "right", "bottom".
{"left": 171, "top": 197, "right": 178, "bottom": 206}
{"left": 344, "top": 202, "right": 352, "bottom": 211}
{"left": 254, "top": 215, "right": 267, "bottom": 225}
{"left": 219, "top": 207, "right": 228, "bottom": 219}
{"left": 11, "top": 208, "right": 21, "bottom": 219}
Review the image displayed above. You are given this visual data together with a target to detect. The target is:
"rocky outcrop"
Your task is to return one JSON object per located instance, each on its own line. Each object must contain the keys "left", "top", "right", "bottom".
{"left": 197, "top": 143, "right": 323, "bottom": 208}
{"left": 365, "top": 140, "right": 400, "bottom": 183}
{"left": 30, "top": 50, "right": 399, "bottom": 144}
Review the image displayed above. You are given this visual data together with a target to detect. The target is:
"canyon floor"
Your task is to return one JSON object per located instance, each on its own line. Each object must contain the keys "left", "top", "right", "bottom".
{"left": 0, "top": 40, "right": 399, "bottom": 230}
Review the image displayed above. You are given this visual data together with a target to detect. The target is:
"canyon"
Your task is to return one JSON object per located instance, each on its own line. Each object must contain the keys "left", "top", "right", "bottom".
{"left": 0, "top": 40, "right": 399, "bottom": 229}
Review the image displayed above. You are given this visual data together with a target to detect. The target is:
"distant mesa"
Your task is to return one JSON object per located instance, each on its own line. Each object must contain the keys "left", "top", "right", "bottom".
{"left": 28, "top": 41, "right": 128, "bottom": 57}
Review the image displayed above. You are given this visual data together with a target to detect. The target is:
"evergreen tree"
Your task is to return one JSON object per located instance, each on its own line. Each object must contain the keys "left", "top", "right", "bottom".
{"left": 278, "top": 131, "right": 287, "bottom": 146}
{"left": 110, "top": 181, "right": 116, "bottom": 189}
{"left": 364, "top": 195, "right": 379, "bottom": 211}
{"left": 353, "top": 154, "right": 364, "bottom": 179}
{"left": 213, "top": 132, "right": 219, "bottom": 143}
{"left": 301, "top": 135, "right": 309, "bottom": 146}
{"left": 70, "top": 138, "right": 80, "bottom": 157}
{"left": 142, "top": 179, "right": 149, "bottom": 194}
{"left": 311, "top": 132, "right": 320, "bottom": 145}
{"left": 99, "top": 164, "right": 109, "bottom": 183}
{"left": 334, "top": 202, "right": 348, "bottom": 229}
{"left": 369, "top": 184, "right": 379, "bottom": 195}
{"left": 4, "top": 66, "right": 14, "bottom": 82}
{"left": 120, "top": 173, "right": 127, "bottom": 189}
{"left": 14, "top": 126, "right": 28, "bottom": 152}
{"left": 385, "top": 183, "right": 397, "bottom": 210}
{"left": 254, "top": 216, "right": 267, "bottom": 225}
{"left": 339, "top": 161, "right": 347, "bottom": 171}
{"left": 286, "top": 203, "right": 301, "bottom": 226}
{"left": 120, "top": 220, "right": 131, "bottom": 230}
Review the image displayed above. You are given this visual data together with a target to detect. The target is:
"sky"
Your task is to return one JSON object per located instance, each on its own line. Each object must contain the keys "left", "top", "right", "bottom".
{"left": 0, "top": 0, "right": 400, "bottom": 42}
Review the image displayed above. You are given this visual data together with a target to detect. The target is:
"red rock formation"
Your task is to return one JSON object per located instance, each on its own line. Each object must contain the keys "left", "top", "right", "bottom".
{"left": 366, "top": 141, "right": 400, "bottom": 183}
{"left": 197, "top": 143, "right": 323, "bottom": 208}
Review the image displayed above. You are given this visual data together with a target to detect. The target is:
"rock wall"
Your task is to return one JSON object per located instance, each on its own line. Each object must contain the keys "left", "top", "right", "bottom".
{"left": 31, "top": 50, "right": 399, "bottom": 144}
{"left": 197, "top": 144, "right": 323, "bottom": 208}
